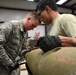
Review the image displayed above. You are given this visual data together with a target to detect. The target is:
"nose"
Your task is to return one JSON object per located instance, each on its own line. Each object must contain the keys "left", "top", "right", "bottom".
{"left": 32, "top": 28, "right": 34, "bottom": 30}
{"left": 31, "top": 27, "right": 34, "bottom": 30}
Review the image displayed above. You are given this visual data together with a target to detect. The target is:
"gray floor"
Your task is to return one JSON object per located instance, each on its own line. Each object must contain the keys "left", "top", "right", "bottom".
{"left": 20, "top": 60, "right": 28, "bottom": 75}
{"left": 21, "top": 70, "right": 28, "bottom": 75}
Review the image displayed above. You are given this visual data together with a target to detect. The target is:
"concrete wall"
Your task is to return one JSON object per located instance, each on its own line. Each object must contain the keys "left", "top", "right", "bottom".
{"left": 0, "top": 9, "right": 29, "bottom": 21}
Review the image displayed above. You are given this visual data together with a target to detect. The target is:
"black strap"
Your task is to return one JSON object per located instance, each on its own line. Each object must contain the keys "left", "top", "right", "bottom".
{"left": 26, "top": 62, "right": 33, "bottom": 75}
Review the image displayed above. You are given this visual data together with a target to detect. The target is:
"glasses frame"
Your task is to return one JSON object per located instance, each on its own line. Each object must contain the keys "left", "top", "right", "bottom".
{"left": 37, "top": 10, "right": 44, "bottom": 16}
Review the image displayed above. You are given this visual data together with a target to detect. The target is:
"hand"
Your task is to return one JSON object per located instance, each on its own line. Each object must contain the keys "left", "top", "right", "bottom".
{"left": 37, "top": 35, "right": 61, "bottom": 52}
{"left": 31, "top": 46, "right": 39, "bottom": 49}
{"left": 59, "top": 35, "right": 76, "bottom": 47}
{"left": 20, "top": 49, "right": 30, "bottom": 57}
{"left": 8, "top": 62, "right": 19, "bottom": 71}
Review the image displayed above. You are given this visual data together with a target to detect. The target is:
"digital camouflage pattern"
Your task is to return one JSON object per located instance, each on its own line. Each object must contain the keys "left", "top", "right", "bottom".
{"left": 0, "top": 21, "right": 26, "bottom": 75}
{"left": 25, "top": 47, "right": 76, "bottom": 75}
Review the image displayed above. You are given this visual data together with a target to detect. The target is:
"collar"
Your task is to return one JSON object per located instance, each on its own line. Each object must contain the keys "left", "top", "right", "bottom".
{"left": 51, "top": 14, "right": 60, "bottom": 25}
{"left": 19, "top": 20, "right": 26, "bottom": 33}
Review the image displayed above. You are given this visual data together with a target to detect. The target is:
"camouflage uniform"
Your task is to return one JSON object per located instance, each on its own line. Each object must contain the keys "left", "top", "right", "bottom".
{"left": 0, "top": 20, "right": 27, "bottom": 75}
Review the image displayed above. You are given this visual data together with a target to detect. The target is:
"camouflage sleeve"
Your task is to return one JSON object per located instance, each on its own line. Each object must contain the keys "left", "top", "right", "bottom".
{"left": 0, "top": 22, "right": 13, "bottom": 67}
{"left": 26, "top": 38, "right": 32, "bottom": 50}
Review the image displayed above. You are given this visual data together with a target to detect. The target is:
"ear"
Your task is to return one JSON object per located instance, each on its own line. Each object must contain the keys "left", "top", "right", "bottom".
{"left": 27, "top": 17, "right": 31, "bottom": 21}
{"left": 45, "top": 6, "right": 52, "bottom": 13}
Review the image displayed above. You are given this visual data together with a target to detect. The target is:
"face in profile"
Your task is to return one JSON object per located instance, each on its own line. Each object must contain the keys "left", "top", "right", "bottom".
{"left": 37, "top": 6, "right": 53, "bottom": 25}
{"left": 25, "top": 18, "right": 39, "bottom": 30}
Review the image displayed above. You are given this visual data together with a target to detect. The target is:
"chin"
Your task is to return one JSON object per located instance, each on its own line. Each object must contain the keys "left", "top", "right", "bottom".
{"left": 45, "top": 23, "right": 50, "bottom": 25}
{"left": 46, "top": 21, "right": 52, "bottom": 25}
{"left": 29, "top": 28, "right": 33, "bottom": 30}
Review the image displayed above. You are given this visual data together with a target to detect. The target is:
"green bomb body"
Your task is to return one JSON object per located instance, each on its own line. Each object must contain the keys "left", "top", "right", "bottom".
{"left": 25, "top": 47, "right": 76, "bottom": 75}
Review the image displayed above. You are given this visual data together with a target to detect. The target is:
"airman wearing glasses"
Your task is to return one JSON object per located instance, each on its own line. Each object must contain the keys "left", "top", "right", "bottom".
{"left": 35, "top": 0, "right": 76, "bottom": 47}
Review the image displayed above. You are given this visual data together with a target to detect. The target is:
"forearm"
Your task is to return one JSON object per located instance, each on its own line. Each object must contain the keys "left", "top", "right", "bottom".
{"left": 69, "top": 38, "right": 76, "bottom": 46}
{"left": 59, "top": 36, "right": 76, "bottom": 47}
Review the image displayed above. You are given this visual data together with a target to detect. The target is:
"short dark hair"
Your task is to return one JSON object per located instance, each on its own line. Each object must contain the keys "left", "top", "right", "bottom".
{"left": 36, "top": 0, "right": 57, "bottom": 11}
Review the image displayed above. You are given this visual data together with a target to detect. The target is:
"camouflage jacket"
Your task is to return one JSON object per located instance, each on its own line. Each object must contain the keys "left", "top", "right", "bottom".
{"left": 0, "top": 20, "right": 27, "bottom": 75}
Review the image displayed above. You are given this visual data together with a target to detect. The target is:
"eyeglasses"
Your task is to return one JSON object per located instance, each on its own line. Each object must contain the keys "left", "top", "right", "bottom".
{"left": 37, "top": 10, "right": 43, "bottom": 16}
